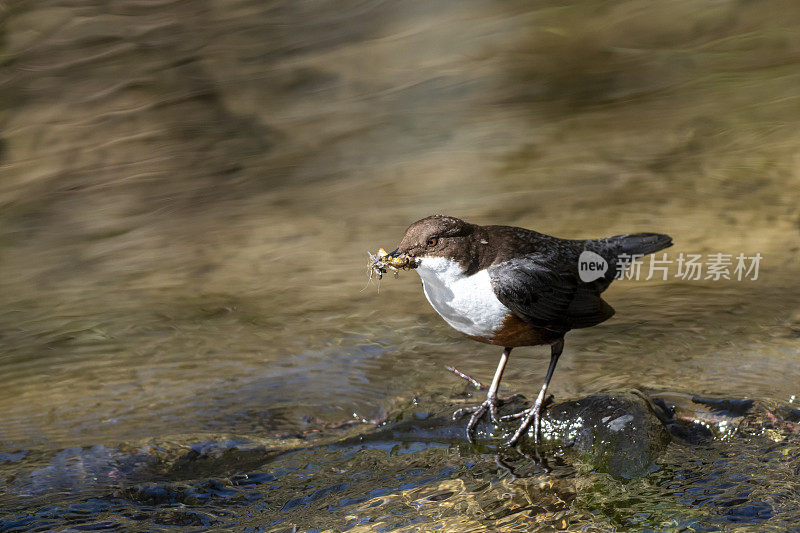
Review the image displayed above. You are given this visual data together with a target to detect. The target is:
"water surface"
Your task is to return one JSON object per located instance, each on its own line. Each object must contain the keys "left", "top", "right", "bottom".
{"left": 1, "top": 0, "right": 799, "bottom": 529}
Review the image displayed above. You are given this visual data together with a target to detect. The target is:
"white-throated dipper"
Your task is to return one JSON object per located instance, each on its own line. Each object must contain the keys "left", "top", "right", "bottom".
{"left": 378, "top": 215, "right": 672, "bottom": 446}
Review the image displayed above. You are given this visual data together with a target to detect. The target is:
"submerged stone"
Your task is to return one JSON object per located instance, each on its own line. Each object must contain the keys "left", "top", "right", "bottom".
{"left": 362, "top": 390, "right": 671, "bottom": 479}
{"left": 650, "top": 392, "right": 755, "bottom": 442}
{"left": 530, "top": 391, "right": 671, "bottom": 478}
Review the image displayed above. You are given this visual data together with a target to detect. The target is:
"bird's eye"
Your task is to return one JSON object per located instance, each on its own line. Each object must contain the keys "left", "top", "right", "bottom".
{"left": 426, "top": 236, "right": 439, "bottom": 247}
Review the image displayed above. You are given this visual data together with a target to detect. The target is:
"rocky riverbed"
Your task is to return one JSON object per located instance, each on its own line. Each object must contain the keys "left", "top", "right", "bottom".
{"left": 2, "top": 389, "right": 799, "bottom": 530}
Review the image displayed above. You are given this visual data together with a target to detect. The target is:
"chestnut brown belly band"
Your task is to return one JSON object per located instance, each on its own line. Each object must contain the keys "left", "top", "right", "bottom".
{"left": 466, "top": 313, "right": 563, "bottom": 347}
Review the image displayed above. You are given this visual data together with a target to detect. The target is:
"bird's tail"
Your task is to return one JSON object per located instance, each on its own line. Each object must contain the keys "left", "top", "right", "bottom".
{"left": 603, "top": 232, "right": 673, "bottom": 257}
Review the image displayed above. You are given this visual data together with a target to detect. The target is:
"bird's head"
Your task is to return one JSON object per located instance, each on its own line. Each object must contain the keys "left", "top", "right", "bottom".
{"left": 383, "top": 215, "right": 477, "bottom": 270}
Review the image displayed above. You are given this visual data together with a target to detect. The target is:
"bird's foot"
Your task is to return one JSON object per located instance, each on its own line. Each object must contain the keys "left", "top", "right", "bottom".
{"left": 453, "top": 394, "right": 510, "bottom": 442}
{"left": 503, "top": 401, "right": 544, "bottom": 447}
{"left": 499, "top": 410, "right": 526, "bottom": 421}
{"left": 500, "top": 394, "right": 553, "bottom": 421}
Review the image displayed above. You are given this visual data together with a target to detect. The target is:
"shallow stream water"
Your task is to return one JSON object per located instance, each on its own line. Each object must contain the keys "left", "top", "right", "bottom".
{"left": 1, "top": 0, "right": 800, "bottom": 530}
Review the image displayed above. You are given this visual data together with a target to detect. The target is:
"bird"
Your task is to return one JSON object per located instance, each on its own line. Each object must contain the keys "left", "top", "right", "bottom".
{"left": 380, "top": 215, "right": 672, "bottom": 446}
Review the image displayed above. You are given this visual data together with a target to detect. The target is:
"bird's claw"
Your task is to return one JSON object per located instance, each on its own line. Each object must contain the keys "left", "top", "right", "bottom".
{"left": 499, "top": 410, "right": 525, "bottom": 421}
{"left": 453, "top": 395, "right": 505, "bottom": 442}
{"left": 503, "top": 403, "right": 543, "bottom": 447}
{"left": 500, "top": 392, "right": 553, "bottom": 444}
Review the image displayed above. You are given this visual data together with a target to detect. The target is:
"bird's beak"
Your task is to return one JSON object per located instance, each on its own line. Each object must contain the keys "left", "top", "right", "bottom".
{"left": 378, "top": 247, "right": 416, "bottom": 269}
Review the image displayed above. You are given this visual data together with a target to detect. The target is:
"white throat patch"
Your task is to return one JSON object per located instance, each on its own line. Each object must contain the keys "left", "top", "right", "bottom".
{"left": 415, "top": 256, "right": 510, "bottom": 338}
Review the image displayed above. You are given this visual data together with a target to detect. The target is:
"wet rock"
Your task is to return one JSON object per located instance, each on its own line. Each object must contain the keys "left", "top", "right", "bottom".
{"left": 441, "top": 391, "right": 671, "bottom": 478}
{"left": 776, "top": 405, "right": 800, "bottom": 423}
{"left": 8, "top": 445, "right": 155, "bottom": 495}
{"left": 0, "top": 436, "right": 294, "bottom": 506}
{"left": 651, "top": 392, "right": 753, "bottom": 442}
{"left": 119, "top": 478, "right": 239, "bottom": 507}
{"left": 153, "top": 508, "right": 214, "bottom": 527}
{"left": 531, "top": 391, "right": 671, "bottom": 479}
{"left": 364, "top": 390, "right": 671, "bottom": 479}
{"left": 122, "top": 483, "right": 177, "bottom": 505}
{"left": 165, "top": 439, "right": 278, "bottom": 481}
{"left": 0, "top": 450, "right": 28, "bottom": 464}
{"left": 691, "top": 396, "right": 754, "bottom": 417}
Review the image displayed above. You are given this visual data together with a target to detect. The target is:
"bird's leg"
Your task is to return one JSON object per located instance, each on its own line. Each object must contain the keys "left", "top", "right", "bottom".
{"left": 504, "top": 338, "right": 564, "bottom": 447}
{"left": 452, "top": 347, "right": 512, "bottom": 442}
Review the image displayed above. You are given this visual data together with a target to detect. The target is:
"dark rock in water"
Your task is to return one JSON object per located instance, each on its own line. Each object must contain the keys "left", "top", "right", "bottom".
{"left": 650, "top": 392, "right": 752, "bottom": 442}
{"left": 532, "top": 391, "right": 671, "bottom": 479}
{"left": 662, "top": 416, "right": 717, "bottom": 445}
{"left": 361, "top": 390, "right": 671, "bottom": 479}
{"left": 165, "top": 439, "right": 279, "bottom": 481}
{"left": 8, "top": 445, "right": 156, "bottom": 495}
{"left": 690, "top": 396, "right": 754, "bottom": 417}
{"left": 776, "top": 405, "right": 800, "bottom": 423}
{"left": 452, "top": 390, "right": 671, "bottom": 478}
{"left": 0, "top": 450, "right": 28, "bottom": 464}
{"left": 153, "top": 508, "right": 214, "bottom": 527}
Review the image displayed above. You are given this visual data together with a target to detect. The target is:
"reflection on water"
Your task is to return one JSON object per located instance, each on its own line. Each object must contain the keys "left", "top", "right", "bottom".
{"left": 1, "top": 0, "right": 800, "bottom": 529}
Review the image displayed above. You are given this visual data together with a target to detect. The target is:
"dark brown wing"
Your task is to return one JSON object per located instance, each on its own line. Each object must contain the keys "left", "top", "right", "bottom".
{"left": 488, "top": 256, "right": 615, "bottom": 332}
